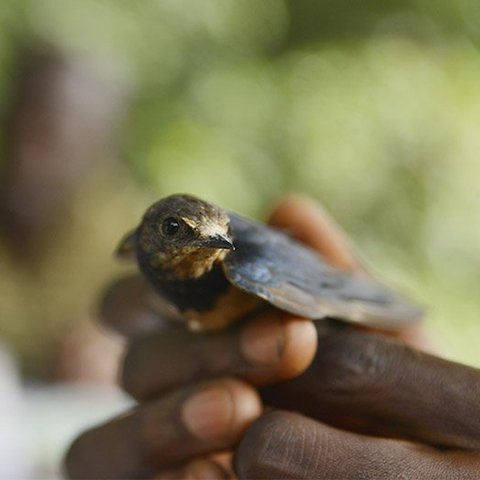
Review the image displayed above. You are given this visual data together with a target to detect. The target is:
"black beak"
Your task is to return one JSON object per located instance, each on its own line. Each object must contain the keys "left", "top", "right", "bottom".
{"left": 199, "top": 234, "right": 235, "bottom": 250}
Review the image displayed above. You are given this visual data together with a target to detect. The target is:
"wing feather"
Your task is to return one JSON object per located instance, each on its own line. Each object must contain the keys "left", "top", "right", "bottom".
{"left": 223, "top": 213, "right": 423, "bottom": 329}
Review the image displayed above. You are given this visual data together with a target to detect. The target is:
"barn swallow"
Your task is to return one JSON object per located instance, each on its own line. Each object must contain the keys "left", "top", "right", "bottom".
{"left": 117, "top": 194, "right": 423, "bottom": 331}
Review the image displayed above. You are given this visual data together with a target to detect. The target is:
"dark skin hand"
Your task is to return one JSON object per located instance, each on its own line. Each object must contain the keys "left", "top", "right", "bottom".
{"left": 65, "top": 198, "right": 480, "bottom": 479}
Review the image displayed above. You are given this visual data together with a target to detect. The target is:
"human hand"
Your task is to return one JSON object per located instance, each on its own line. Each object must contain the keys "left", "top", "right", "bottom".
{"left": 64, "top": 284, "right": 319, "bottom": 479}
{"left": 235, "top": 318, "right": 480, "bottom": 479}
{"left": 64, "top": 198, "right": 331, "bottom": 479}
{"left": 232, "top": 199, "right": 480, "bottom": 479}
{"left": 64, "top": 196, "right": 460, "bottom": 479}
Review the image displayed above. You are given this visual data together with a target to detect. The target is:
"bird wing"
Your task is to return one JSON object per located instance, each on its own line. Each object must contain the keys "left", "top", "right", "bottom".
{"left": 223, "top": 213, "right": 423, "bottom": 329}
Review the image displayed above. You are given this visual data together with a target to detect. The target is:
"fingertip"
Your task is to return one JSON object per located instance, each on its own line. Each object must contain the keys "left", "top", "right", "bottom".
{"left": 267, "top": 195, "right": 318, "bottom": 230}
{"left": 181, "top": 379, "right": 262, "bottom": 443}
{"left": 267, "top": 195, "right": 363, "bottom": 272}
{"left": 241, "top": 313, "right": 285, "bottom": 367}
{"left": 222, "top": 379, "right": 263, "bottom": 440}
{"left": 155, "top": 459, "right": 231, "bottom": 480}
{"left": 241, "top": 312, "right": 317, "bottom": 385}
{"left": 276, "top": 315, "right": 317, "bottom": 381}
{"left": 65, "top": 379, "right": 259, "bottom": 479}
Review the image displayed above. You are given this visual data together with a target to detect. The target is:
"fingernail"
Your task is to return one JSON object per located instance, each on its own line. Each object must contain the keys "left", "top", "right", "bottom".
{"left": 155, "top": 460, "right": 228, "bottom": 480}
{"left": 241, "top": 314, "right": 284, "bottom": 366}
{"left": 182, "top": 386, "right": 233, "bottom": 440}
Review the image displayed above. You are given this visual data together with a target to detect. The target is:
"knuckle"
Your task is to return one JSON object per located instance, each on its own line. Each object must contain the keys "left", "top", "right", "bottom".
{"left": 121, "top": 330, "right": 178, "bottom": 400}
{"left": 137, "top": 396, "right": 182, "bottom": 466}
{"left": 235, "top": 411, "right": 301, "bottom": 478}
{"left": 316, "top": 329, "right": 391, "bottom": 395}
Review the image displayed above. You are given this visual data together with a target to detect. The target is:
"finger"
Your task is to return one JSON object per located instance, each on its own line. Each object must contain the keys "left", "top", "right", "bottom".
{"left": 268, "top": 196, "right": 430, "bottom": 349}
{"left": 123, "top": 310, "right": 317, "bottom": 400}
{"left": 235, "top": 411, "right": 480, "bottom": 480}
{"left": 65, "top": 378, "right": 260, "bottom": 479}
{"left": 99, "top": 274, "right": 183, "bottom": 337}
{"left": 261, "top": 322, "right": 480, "bottom": 449}
{"left": 267, "top": 196, "right": 363, "bottom": 272}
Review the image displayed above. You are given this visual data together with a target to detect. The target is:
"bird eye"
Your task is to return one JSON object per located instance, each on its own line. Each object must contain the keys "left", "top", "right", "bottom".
{"left": 162, "top": 217, "right": 180, "bottom": 236}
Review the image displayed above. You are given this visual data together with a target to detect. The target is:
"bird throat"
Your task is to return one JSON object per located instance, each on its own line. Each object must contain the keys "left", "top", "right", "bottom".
{"left": 139, "top": 251, "right": 233, "bottom": 321}
{"left": 153, "top": 247, "right": 229, "bottom": 280}
{"left": 141, "top": 250, "right": 262, "bottom": 332}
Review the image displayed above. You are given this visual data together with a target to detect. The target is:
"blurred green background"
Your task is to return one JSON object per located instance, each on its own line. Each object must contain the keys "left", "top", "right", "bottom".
{"left": 1, "top": 1, "right": 480, "bottom": 475}
{"left": 1, "top": 0, "right": 480, "bottom": 381}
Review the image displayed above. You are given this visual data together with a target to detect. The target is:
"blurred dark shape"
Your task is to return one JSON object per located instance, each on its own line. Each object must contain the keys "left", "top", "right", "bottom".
{"left": 284, "top": 0, "right": 449, "bottom": 46}
{"left": 99, "top": 275, "right": 183, "bottom": 338}
{"left": 53, "top": 322, "right": 124, "bottom": 385}
{"left": 0, "top": 43, "right": 126, "bottom": 262}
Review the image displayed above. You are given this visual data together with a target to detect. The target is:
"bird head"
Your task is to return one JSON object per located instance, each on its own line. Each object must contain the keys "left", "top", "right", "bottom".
{"left": 117, "top": 194, "right": 235, "bottom": 279}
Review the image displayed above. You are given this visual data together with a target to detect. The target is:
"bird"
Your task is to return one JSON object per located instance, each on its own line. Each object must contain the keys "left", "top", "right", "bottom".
{"left": 117, "top": 194, "right": 423, "bottom": 332}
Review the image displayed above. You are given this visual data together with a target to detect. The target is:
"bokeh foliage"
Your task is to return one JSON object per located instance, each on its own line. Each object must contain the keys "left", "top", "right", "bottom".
{"left": 0, "top": 0, "right": 479, "bottom": 374}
